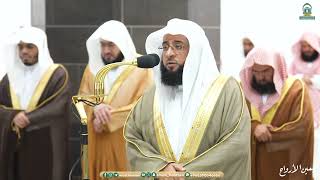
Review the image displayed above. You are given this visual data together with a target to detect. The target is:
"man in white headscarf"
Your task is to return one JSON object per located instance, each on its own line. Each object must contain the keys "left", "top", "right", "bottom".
{"left": 124, "top": 19, "right": 251, "bottom": 179}
{"left": 78, "top": 20, "right": 153, "bottom": 180}
{"left": 0, "top": 27, "right": 71, "bottom": 180}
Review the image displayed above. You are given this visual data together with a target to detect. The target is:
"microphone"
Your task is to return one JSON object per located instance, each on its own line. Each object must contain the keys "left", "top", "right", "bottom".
{"left": 74, "top": 54, "right": 160, "bottom": 107}
{"left": 71, "top": 54, "right": 159, "bottom": 179}
{"left": 137, "top": 54, "right": 160, "bottom": 68}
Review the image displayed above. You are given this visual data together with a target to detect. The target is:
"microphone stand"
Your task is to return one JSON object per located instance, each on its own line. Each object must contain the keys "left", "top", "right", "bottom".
{"left": 71, "top": 60, "right": 138, "bottom": 180}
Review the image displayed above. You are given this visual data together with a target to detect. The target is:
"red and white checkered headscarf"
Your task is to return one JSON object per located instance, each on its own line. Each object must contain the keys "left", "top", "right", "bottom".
{"left": 290, "top": 32, "right": 320, "bottom": 75}
{"left": 290, "top": 32, "right": 320, "bottom": 128}
{"left": 240, "top": 47, "right": 288, "bottom": 116}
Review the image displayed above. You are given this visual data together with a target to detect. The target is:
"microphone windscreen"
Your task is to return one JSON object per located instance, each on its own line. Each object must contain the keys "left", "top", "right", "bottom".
{"left": 137, "top": 54, "right": 160, "bottom": 68}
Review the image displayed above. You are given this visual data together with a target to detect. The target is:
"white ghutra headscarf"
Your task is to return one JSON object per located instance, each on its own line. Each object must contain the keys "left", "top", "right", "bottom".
{"left": 145, "top": 18, "right": 220, "bottom": 158}
{"left": 86, "top": 20, "right": 137, "bottom": 93}
{"left": 6, "top": 27, "right": 53, "bottom": 109}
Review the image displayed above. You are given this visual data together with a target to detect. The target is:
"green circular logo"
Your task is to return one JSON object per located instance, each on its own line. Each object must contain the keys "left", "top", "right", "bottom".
{"left": 103, "top": 172, "right": 108, "bottom": 178}
{"left": 141, "top": 172, "right": 146, "bottom": 177}
{"left": 185, "top": 172, "right": 191, "bottom": 177}
{"left": 152, "top": 172, "right": 157, "bottom": 177}
{"left": 107, "top": 173, "right": 114, "bottom": 178}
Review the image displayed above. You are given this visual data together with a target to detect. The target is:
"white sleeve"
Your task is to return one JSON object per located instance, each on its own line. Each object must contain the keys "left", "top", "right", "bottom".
{"left": 311, "top": 75, "right": 320, "bottom": 90}
{"left": 293, "top": 74, "right": 304, "bottom": 79}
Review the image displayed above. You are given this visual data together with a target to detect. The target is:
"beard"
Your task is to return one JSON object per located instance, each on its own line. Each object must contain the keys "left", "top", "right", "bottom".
{"left": 102, "top": 52, "right": 124, "bottom": 65}
{"left": 244, "top": 50, "right": 250, "bottom": 57}
{"left": 160, "top": 60, "right": 184, "bottom": 86}
{"left": 301, "top": 51, "right": 319, "bottom": 63}
{"left": 22, "top": 58, "right": 38, "bottom": 66}
{"left": 23, "top": 61, "right": 37, "bottom": 66}
{"left": 251, "top": 76, "right": 276, "bottom": 95}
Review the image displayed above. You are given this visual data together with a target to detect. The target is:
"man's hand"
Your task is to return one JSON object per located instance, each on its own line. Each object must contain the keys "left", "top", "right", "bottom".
{"left": 13, "top": 111, "right": 30, "bottom": 129}
{"left": 162, "top": 163, "right": 177, "bottom": 172}
{"left": 93, "top": 104, "right": 112, "bottom": 125}
{"left": 171, "top": 163, "right": 185, "bottom": 172}
{"left": 254, "top": 124, "right": 273, "bottom": 142}
{"left": 303, "top": 75, "right": 313, "bottom": 86}
{"left": 160, "top": 163, "right": 185, "bottom": 180}
{"left": 162, "top": 163, "right": 185, "bottom": 172}
{"left": 93, "top": 118, "right": 103, "bottom": 133}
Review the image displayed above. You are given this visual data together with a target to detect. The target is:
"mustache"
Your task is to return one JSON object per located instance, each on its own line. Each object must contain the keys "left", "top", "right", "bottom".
{"left": 101, "top": 52, "right": 124, "bottom": 65}
{"left": 102, "top": 52, "right": 112, "bottom": 56}
{"left": 251, "top": 76, "right": 276, "bottom": 94}
{"left": 160, "top": 60, "right": 183, "bottom": 86}
{"left": 21, "top": 53, "right": 31, "bottom": 57}
{"left": 23, "top": 62, "right": 35, "bottom": 66}
{"left": 165, "top": 59, "right": 179, "bottom": 64}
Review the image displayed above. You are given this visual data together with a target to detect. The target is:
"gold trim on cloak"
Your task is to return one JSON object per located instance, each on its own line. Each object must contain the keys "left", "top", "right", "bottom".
{"left": 153, "top": 95, "right": 177, "bottom": 162}
{"left": 9, "top": 64, "right": 60, "bottom": 111}
{"left": 123, "top": 96, "right": 170, "bottom": 163}
{"left": 104, "top": 66, "right": 136, "bottom": 104}
{"left": 273, "top": 79, "right": 305, "bottom": 132}
{"left": 123, "top": 76, "right": 247, "bottom": 170}
{"left": 9, "top": 85, "right": 21, "bottom": 109}
{"left": 154, "top": 75, "right": 230, "bottom": 163}
{"left": 101, "top": 66, "right": 136, "bottom": 132}
{"left": 101, "top": 53, "right": 142, "bottom": 105}
{"left": 250, "top": 77, "right": 299, "bottom": 125}
{"left": 7, "top": 64, "right": 68, "bottom": 138}
{"left": 183, "top": 81, "right": 245, "bottom": 166}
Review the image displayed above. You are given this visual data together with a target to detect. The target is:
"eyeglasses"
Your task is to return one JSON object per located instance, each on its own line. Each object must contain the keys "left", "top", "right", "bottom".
{"left": 158, "top": 42, "right": 188, "bottom": 52}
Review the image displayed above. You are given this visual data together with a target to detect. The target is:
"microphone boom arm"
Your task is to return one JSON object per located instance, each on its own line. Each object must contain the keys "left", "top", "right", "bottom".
{"left": 71, "top": 60, "right": 138, "bottom": 180}
{"left": 71, "top": 53, "right": 159, "bottom": 180}
{"left": 94, "top": 60, "right": 138, "bottom": 104}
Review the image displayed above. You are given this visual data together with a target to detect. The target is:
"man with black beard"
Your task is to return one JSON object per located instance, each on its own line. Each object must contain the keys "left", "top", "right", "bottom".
{"left": 78, "top": 20, "right": 153, "bottom": 180}
{"left": 241, "top": 47, "right": 314, "bottom": 180}
{"left": 0, "top": 27, "right": 71, "bottom": 180}
{"left": 289, "top": 32, "right": 320, "bottom": 179}
{"left": 250, "top": 72, "right": 276, "bottom": 95}
{"left": 125, "top": 19, "right": 251, "bottom": 180}
{"left": 160, "top": 56, "right": 183, "bottom": 86}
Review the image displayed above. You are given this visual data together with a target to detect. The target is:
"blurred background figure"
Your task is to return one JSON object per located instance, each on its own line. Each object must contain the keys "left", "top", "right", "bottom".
{"left": 220, "top": 35, "right": 255, "bottom": 80}
{"left": 241, "top": 47, "right": 314, "bottom": 180}
{"left": 78, "top": 20, "right": 153, "bottom": 180}
{"left": 243, "top": 37, "right": 255, "bottom": 57}
{"left": 0, "top": 26, "right": 71, "bottom": 180}
{"left": 289, "top": 32, "right": 320, "bottom": 179}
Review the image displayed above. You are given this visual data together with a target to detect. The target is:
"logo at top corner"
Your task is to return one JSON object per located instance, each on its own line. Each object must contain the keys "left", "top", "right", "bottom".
{"left": 299, "top": 3, "right": 315, "bottom": 20}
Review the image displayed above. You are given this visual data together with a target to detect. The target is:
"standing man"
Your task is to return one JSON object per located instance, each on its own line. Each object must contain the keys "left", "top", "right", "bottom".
{"left": 241, "top": 47, "right": 314, "bottom": 180}
{"left": 0, "top": 27, "right": 71, "bottom": 180}
{"left": 125, "top": 18, "right": 251, "bottom": 180}
{"left": 79, "top": 20, "right": 153, "bottom": 180}
{"left": 289, "top": 32, "right": 320, "bottom": 179}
